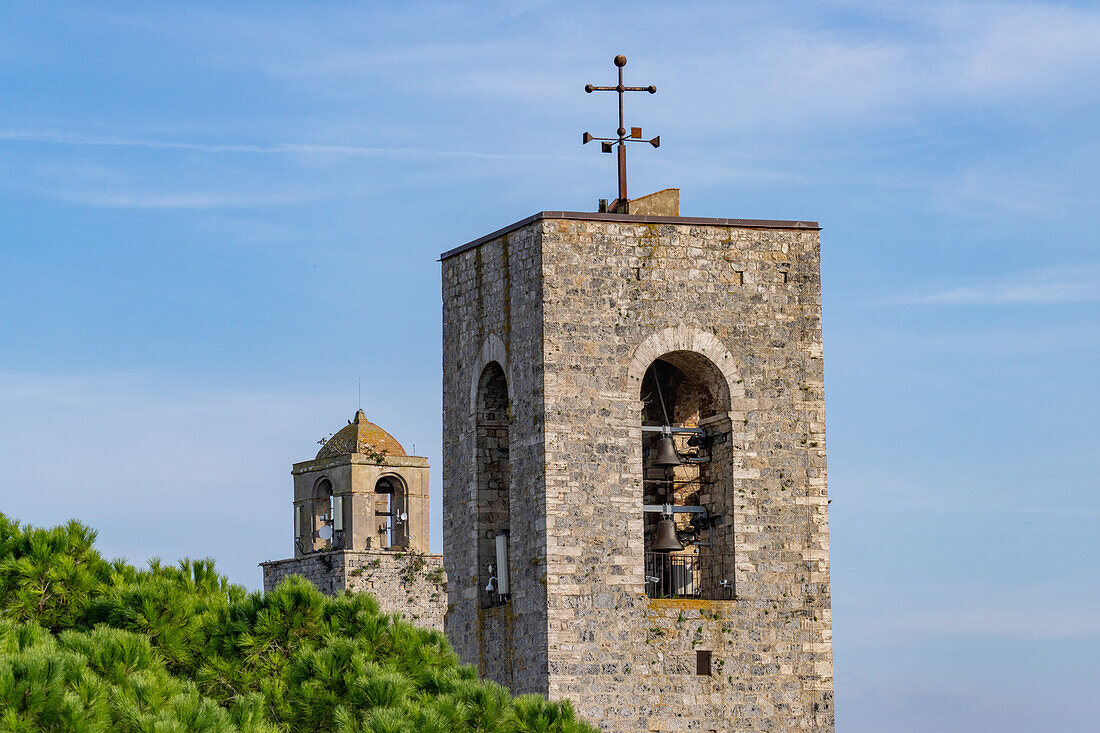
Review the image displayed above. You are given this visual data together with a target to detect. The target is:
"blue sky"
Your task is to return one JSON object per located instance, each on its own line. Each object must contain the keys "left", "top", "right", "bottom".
{"left": 1, "top": 1, "right": 1098, "bottom": 730}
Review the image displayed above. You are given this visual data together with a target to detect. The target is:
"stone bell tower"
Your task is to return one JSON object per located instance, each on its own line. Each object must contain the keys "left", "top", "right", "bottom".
{"left": 261, "top": 410, "right": 447, "bottom": 630}
{"left": 441, "top": 198, "right": 834, "bottom": 731}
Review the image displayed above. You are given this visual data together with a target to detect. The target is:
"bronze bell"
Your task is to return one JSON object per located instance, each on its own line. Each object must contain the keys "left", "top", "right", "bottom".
{"left": 652, "top": 517, "right": 683, "bottom": 552}
{"left": 652, "top": 430, "right": 681, "bottom": 467}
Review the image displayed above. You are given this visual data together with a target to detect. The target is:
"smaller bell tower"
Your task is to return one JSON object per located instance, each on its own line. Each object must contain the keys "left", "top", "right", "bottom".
{"left": 261, "top": 409, "right": 447, "bottom": 630}
{"left": 292, "top": 409, "right": 429, "bottom": 556}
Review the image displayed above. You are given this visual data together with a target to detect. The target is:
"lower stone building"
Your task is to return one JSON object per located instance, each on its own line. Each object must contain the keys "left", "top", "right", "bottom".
{"left": 260, "top": 410, "right": 446, "bottom": 631}
{"left": 262, "top": 547, "right": 446, "bottom": 630}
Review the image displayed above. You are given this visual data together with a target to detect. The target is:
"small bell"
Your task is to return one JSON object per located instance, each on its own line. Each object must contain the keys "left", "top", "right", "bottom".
{"left": 652, "top": 517, "right": 683, "bottom": 552}
{"left": 652, "top": 430, "right": 681, "bottom": 467}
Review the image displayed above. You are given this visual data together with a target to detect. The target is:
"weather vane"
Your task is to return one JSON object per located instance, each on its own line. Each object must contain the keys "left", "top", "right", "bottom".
{"left": 583, "top": 54, "right": 659, "bottom": 213}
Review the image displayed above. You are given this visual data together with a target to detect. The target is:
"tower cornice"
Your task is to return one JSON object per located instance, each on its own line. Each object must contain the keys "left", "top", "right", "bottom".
{"left": 439, "top": 210, "right": 821, "bottom": 262}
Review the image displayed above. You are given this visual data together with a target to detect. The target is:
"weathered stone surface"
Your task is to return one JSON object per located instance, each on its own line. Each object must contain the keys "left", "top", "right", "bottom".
{"left": 625, "top": 188, "right": 679, "bottom": 216}
{"left": 441, "top": 213, "right": 833, "bottom": 732}
{"left": 261, "top": 550, "right": 447, "bottom": 631}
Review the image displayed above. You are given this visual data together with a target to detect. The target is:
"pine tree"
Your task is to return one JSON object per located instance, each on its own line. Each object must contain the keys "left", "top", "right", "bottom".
{"left": 0, "top": 514, "right": 598, "bottom": 733}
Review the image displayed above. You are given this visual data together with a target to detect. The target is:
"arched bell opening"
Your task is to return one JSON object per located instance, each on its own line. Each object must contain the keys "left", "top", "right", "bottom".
{"left": 476, "top": 361, "right": 511, "bottom": 609}
{"left": 641, "top": 351, "right": 735, "bottom": 599}
{"left": 309, "top": 477, "right": 335, "bottom": 552}
{"left": 374, "top": 475, "right": 408, "bottom": 550}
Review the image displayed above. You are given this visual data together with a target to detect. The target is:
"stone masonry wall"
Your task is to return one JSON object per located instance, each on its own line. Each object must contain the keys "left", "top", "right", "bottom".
{"left": 442, "top": 223, "right": 550, "bottom": 693}
{"left": 538, "top": 218, "right": 832, "bottom": 732}
{"left": 261, "top": 550, "right": 447, "bottom": 631}
{"left": 442, "top": 213, "right": 832, "bottom": 732}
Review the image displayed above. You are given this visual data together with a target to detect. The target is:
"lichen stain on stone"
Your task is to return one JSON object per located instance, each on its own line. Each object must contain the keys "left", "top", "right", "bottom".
{"left": 501, "top": 233, "right": 511, "bottom": 350}
{"left": 645, "top": 597, "right": 734, "bottom": 616}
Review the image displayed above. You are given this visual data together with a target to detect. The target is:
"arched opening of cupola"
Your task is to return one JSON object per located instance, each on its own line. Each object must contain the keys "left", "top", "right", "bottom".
{"left": 311, "top": 477, "right": 334, "bottom": 551}
{"left": 374, "top": 475, "right": 408, "bottom": 550}
{"left": 641, "top": 351, "right": 735, "bottom": 599}
{"left": 476, "top": 362, "right": 511, "bottom": 608}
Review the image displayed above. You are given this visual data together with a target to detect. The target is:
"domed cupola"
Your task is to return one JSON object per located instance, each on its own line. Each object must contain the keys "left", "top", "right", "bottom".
{"left": 316, "top": 409, "right": 407, "bottom": 460}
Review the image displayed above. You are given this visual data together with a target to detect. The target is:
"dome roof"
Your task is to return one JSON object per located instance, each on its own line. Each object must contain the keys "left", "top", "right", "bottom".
{"left": 316, "top": 410, "right": 407, "bottom": 460}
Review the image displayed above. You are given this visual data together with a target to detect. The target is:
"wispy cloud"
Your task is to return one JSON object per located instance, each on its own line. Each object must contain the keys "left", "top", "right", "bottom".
{"left": 289, "top": 1, "right": 1100, "bottom": 126}
{"left": 0, "top": 129, "right": 558, "bottom": 161}
{"left": 6, "top": 2, "right": 1099, "bottom": 213}
{"left": 46, "top": 189, "right": 310, "bottom": 209}
{"left": 0, "top": 128, "right": 577, "bottom": 209}
{"left": 839, "top": 680, "right": 1052, "bottom": 733}
{"left": 882, "top": 606, "right": 1100, "bottom": 640}
{"left": 839, "top": 572, "right": 1100, "bottom": 645}
{"left": 891, "top": 264, "right": 1100, "bottom": 305}
{"left": 59, "top": 1, "right": 1100, "bottom": 138}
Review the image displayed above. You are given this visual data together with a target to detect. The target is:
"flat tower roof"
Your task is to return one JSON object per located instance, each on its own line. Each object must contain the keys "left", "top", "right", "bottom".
{"left": 439, "top": 211, "right": 820, "bottom": 261}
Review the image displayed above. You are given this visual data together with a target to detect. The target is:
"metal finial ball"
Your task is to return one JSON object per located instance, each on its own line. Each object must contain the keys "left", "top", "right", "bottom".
{"left": 614, "top": 55, "right": 627, "bottom": 67}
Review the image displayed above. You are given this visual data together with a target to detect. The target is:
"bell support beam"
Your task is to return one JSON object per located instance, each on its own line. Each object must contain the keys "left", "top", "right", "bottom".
{"left": 641, "top": 425, "right": 702, "bottom": 434}
{"left": 643, "top": 504, "right": 708, "bottom": 516}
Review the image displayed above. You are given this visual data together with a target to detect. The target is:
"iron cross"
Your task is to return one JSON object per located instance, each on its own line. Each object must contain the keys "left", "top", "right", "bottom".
{"left": 583, "top": 54, "right": 660, "bottom": 212}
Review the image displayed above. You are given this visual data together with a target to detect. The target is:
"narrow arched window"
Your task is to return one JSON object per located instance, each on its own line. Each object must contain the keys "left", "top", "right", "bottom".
{"left": 476, "top": 362, "right": 510, "bottom": 608}
{"left": 641, "top": 352, "right": 734, "bottom": 600}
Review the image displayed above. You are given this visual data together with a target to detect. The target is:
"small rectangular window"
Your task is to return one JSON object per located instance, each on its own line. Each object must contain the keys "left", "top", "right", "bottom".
{"left": 696, "top": 649, "right": 712, "bottom": 676}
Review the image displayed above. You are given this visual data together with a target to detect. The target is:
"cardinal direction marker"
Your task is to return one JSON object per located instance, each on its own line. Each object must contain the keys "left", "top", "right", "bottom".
{"left": 582, "top": 54, "right": 659, "bottom": 212}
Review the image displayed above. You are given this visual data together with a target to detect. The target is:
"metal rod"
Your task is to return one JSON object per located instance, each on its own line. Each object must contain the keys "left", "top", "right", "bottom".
{"left": 618, "top": 141, "right": 627, "bottom": 204}
{"left": 653, "top": 365, "right": 671, "bottom": 427}
{"left": 617, "top": 59, "right": 627, "bottom": 203}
